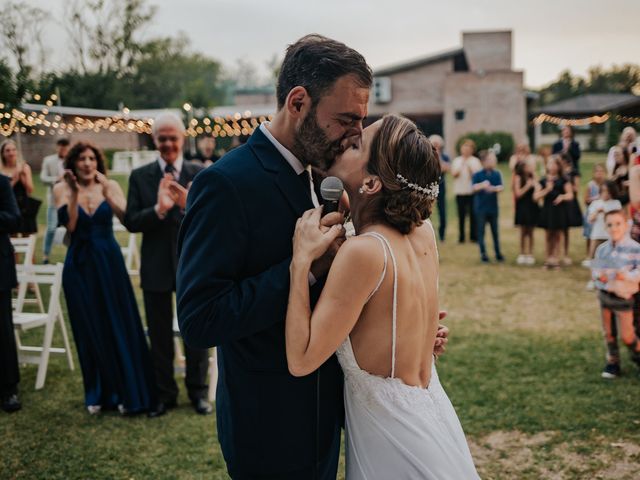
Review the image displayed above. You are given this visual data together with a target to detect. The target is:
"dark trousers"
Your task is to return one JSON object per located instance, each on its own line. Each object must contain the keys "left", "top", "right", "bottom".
{"left": 0, "top": 291, "right": 20, "bottom": 397}
{"left": 143, "top": 290, "right": 209, "bottom": 404}
{"left": 476, "top": 211, "right": 502, "bottom": 258}
{"left": 456, "top": 194, "right": 476, "bottom": 242}
{"left": 231, "top": 424, "right": 341, "bottom": 480}
{"left": 436, "top": 183, "right": 447, "bottom": 241}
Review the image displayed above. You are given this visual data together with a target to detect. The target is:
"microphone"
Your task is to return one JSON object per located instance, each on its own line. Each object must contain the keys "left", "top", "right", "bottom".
{"left": 320, "top": 176, "right": 344, "bottom": 214}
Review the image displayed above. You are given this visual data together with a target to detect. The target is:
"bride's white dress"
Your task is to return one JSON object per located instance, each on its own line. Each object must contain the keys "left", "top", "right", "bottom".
{"left": 335, "top": 231, "right": 480, "bottom": 479}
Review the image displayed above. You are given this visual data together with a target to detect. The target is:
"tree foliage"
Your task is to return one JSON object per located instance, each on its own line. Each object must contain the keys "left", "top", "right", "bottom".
{"left": 536, "top": 64, "right": 640, "bottom": 106}
{"left": 0, "top": 0, "right": 225, "bottom": 110}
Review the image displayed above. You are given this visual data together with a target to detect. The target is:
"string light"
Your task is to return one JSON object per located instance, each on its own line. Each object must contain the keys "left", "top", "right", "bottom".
{"left": 0, "top": 93, "right": 276, "bottom": 138}
{"left": 532, "top": 112, "right": 640, "bottom": 127}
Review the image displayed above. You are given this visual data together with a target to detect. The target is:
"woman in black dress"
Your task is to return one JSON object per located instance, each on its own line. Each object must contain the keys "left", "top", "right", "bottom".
{"left": 0, "top": 140, "right": 38, "bottom": 235}
{"left": 560, "top": 152, "right": 583, "bottom": 265}
{"left": 513, "top": 160, "right": 539, "bottom": 265}
{"left": 535, "top": 156, "right": 574, "bottom": 269}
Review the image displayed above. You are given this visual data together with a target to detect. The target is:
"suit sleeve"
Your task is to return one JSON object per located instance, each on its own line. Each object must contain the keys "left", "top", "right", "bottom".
{"left": 123, "top": 170, "right": 163, "bottom": 233}
{"left": 0, "top": 177, "right": 21, "bottom": 234}
{"left": 176, "top": 168, "right": 292, "bottom": 349}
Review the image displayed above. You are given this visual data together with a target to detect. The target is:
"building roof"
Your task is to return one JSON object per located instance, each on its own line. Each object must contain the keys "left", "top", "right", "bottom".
{"left": 374, "top": 48, "right": 465, "bottom": 76}
{"left": 533, "top": 93, "right": 640, "bottom": 115}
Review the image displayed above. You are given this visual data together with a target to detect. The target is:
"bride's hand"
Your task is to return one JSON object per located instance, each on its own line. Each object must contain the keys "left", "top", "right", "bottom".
{"left": 293, "top": 207, "right": 344, "bottom": 265}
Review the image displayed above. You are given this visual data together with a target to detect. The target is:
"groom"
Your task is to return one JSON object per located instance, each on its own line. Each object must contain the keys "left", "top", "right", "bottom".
{"left": 177, "top": 35, "right": 448, "bottom": 479}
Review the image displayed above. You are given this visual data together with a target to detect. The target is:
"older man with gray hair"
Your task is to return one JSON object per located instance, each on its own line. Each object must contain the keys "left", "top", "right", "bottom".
{"left": 124, "top": 112, "right": 211, "bottom": 417}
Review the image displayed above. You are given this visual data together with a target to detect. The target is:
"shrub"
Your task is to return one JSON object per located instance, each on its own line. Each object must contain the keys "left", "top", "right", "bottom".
{"left": 455, "top": 131, "right": 515, "bottom": 163}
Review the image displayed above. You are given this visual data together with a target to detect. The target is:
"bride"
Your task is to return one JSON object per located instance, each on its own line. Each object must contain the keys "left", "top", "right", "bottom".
{"left": 285, "top": 114, "right": 479, "bottom": 479}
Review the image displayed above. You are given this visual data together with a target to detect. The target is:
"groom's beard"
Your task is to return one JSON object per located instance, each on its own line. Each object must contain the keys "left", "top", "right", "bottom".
{"left": 293, "top": 109, "right": 344, "bottom": 171}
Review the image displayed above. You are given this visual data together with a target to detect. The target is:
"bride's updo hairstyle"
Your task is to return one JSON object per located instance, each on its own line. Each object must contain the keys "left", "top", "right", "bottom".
{"left": 365, "top": 114, "right": 441, "bottom": 234}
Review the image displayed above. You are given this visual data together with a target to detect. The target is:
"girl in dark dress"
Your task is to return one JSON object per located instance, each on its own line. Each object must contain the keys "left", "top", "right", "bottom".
{"left": 0, "top": 140, "right": 38, "bottom": 235}
{"left": 560, "top": 152, "right": 583, "bottom": 266}
{"left": 611, "top": 146, "right": 630, "bottom": 206}
{"left": 53, "top": 142, "right": 156, "bottom": 415}
{"left": 534, "top": 156, "right": 574, "bottom": 269}
{"left": 513, "top": 160, "right": 539, "bottom": 265}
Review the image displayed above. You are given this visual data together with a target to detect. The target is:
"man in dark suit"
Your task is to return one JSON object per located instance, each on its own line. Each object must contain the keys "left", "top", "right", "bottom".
{"left": 124, "top": 113, "right": 211, "bottom": 417}
{"left": 177, "top": 35, "right": 372, "bottom": 479}
{"left": 552, "top": 125, "right": 581, "bottom": 175}
{"left": 0, "top": 174, "right": 22, "bottom": 412}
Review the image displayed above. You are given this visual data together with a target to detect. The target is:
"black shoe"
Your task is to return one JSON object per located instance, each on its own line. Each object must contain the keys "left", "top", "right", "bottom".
{"left": 481, "top": 254, "right": 490, "bottom": 263}
{"left": 192, "top": 398, "right": 213, "bottom": 415}
{"left": 1, "top": 394, "right": 21, "bottom": 413}
{"left": 496, "top": 254, "right": 505, "bottom": 262}
{"left": 601, "top": 363, "right": 621, "bottom": 379}
{"left": 147, "top": 400, "right": 177, "bottom": 418}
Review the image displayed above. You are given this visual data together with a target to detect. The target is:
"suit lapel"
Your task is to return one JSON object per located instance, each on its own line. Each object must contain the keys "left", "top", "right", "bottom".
{"left": 248, "top": 128, "right": 314, "bottom": 217}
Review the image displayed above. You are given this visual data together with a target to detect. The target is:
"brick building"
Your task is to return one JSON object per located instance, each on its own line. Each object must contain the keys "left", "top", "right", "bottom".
{"left": 368, "top": 30, "right": 527, "bottom": 157}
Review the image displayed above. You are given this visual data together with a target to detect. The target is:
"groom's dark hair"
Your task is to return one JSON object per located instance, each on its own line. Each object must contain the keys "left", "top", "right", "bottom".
{"left": 276, "top": 34, "right": 372, "bottom": 110}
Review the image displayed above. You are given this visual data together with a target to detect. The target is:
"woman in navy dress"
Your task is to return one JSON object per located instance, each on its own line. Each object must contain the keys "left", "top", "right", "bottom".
{"left": 53, "top": 142, "right": 156, "bottom": 415}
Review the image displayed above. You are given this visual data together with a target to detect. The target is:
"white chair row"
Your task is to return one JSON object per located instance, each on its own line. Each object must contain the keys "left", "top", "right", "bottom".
{"left": 111, "top": 150, "right": 159, "bottom": 174}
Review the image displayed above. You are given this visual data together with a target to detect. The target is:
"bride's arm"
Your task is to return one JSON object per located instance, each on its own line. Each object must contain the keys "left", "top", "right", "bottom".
{"left": 286, "top": 212, "right": 381, "bottom": 377}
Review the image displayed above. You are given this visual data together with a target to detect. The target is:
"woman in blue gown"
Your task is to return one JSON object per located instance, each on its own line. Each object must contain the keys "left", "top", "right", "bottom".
{"left": 53, "top": 142, "right": 156, "bottom": 415}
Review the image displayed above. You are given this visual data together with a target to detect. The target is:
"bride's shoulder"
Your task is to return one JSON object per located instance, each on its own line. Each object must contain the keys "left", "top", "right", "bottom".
{"left": 331, "top": 235, "right": 386, "bottom": 279}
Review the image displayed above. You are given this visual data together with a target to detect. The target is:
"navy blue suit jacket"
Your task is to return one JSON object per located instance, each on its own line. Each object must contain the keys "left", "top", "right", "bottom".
{"left": 552, "top": 139, "right": 581, "bottom": 175}
{"left": 0, "top": 175, "right": 20, "bottom": 291}
{"left": 176, "top": 128, "right": 343, "bottom": 476}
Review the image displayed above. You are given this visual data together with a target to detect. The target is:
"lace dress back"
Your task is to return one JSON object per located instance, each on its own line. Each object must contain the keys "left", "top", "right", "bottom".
{"left": 335, "top": 231, "right": 479, "bottom": 479}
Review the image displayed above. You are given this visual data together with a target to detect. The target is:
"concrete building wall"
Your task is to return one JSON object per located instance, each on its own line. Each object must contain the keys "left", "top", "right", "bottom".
{"left": 368, "top": 59, "right": 454, "bottom": 116}
{"left": 443, "top": 71, "right": 526, "bottom": 156}
{"left": 462, "top": 31, "right": 512, "bottom": 72}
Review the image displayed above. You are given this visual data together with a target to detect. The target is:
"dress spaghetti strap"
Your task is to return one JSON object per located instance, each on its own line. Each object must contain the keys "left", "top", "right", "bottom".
{"left": 359, "top": 232, "right": 399, "bottom": 379}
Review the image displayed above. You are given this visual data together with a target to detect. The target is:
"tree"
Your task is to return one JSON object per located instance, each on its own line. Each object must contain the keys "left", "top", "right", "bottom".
{"left": 0, "top": 1, "right": 48, "bottom": 101}
{"left": 63, "top": 0, "right": 156, "bottom": 76}
{"left": 536, "top": 64, "right": 640, "bottom": 106}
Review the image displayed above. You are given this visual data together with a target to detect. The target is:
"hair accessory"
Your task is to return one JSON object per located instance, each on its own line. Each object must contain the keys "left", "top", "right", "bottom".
{"left": 396, "top": 173, "right": 439, "bottom": 199}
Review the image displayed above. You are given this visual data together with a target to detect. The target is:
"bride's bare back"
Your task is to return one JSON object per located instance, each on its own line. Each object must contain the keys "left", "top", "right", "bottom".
{"left": 348, "top": 221, "right": 439, "bottom": 388}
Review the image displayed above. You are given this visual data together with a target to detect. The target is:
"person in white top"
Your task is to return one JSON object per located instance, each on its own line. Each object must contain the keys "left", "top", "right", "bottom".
{"left": 588, "top": 181, "right": 622, "bottom": 255}
{"left": 286, "top": 114, "right": 479, "bottom": 479}
{"left": 451, "top": 139, "right": 482, "bottom": 243}
{"left": 607, "top": 127, "right": 638, "bottom": 176}
{"left": 40, "top": 138, "right": 70, "bottom": 263}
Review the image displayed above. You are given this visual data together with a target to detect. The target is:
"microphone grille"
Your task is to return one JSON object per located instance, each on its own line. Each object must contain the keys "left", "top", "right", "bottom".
{"left": 320, "top": 176, "right": 344, "bottom": 202}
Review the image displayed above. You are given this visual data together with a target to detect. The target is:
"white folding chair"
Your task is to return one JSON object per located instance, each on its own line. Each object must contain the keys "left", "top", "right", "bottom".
{"left": 13, "top": 263, "right": 75, "bottom": 390}
{"left": 131, "top": 150, "right": 159, "bottom": 169}
{"left": 11, "top": 235, "right": 44, "bottom": 312}
{"left": 111, "top": 151, "right": 133, "bottom": 174}
{"left": 112, "top": 217, "right": 140, "bottom": 275}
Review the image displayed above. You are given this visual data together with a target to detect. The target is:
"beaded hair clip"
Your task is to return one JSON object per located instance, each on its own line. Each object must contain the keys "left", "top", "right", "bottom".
{"left": 396, "top": 173, "right": 439, "bottom": 200}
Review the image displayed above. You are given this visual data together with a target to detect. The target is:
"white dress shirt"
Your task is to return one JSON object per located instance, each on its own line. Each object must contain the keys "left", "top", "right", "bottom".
{"left": 260, "top": 123, "right": 320, "bottom": 207}
{"left": 157, "top": 155, "right": 184, "bottom": 180}
{"left": 260, "top": 122, "right": 320, "bottom": 284}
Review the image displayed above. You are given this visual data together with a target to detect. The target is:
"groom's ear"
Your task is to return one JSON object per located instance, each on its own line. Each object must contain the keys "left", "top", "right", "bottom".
{"left": 286, "top": 87, "right": 311, "bottom": 118}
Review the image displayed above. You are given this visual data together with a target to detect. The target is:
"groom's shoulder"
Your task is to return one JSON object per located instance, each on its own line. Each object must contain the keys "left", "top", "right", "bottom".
{"left": 210, "top": 143, "right": 263, "bottom": 182}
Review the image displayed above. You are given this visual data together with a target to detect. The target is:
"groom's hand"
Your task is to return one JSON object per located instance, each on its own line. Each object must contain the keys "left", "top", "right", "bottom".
{"left": 310, "top": 211, "right": 346, "bottom": 279}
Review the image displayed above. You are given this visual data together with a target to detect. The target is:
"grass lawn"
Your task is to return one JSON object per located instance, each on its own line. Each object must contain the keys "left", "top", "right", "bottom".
{"left": 2, "top": 152, "right": 639, "bottom": 479}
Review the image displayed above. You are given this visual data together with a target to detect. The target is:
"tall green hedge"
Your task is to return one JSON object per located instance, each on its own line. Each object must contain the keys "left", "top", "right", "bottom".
{"left": 455, "top": 131, "right": 515, "bottom": 163}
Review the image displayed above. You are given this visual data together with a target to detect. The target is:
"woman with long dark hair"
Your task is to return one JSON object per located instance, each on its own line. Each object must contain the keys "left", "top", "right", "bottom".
{"left": 53, "top": 142, "right": 156, "bottom": 415}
